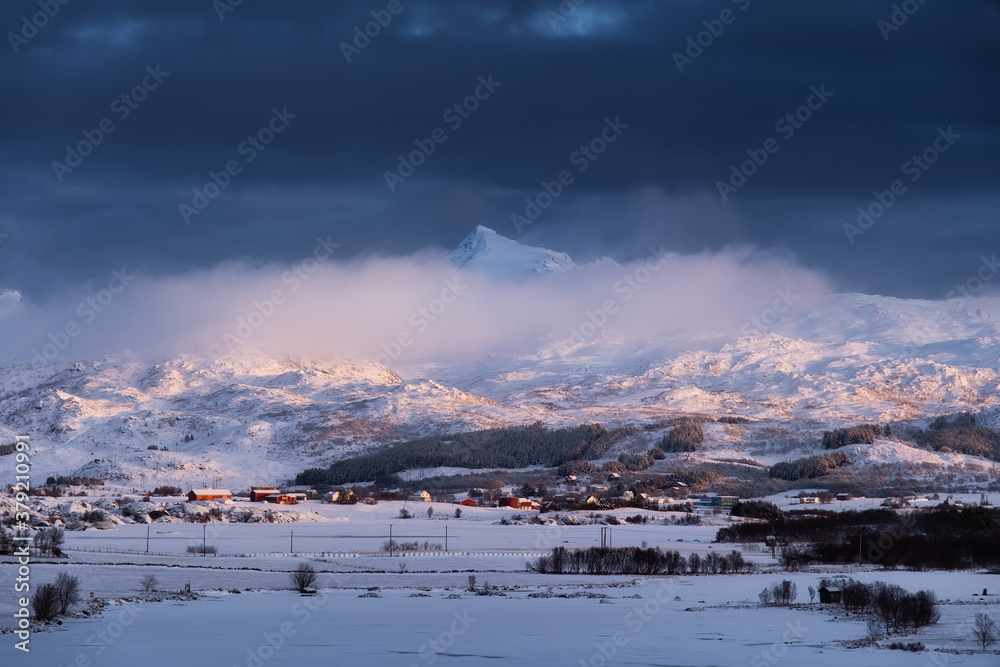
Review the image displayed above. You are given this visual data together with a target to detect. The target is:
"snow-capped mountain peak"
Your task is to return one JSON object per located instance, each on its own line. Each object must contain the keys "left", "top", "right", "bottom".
{"left": 449, "top": 226, "right": 576, "bottom": 278}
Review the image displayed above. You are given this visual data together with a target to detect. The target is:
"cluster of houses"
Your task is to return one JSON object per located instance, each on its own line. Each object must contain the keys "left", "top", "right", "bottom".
{"left": 249, "top": 486, "right": 309, "bottom": 505}
{"left": 184, "top": 473, "right": 747, "bottom": 515}
{"left": 185, "top": 487, "right": 312, "bottom": 505}
{"left": 792, "top": 493, "right": 853, "bottom": 505}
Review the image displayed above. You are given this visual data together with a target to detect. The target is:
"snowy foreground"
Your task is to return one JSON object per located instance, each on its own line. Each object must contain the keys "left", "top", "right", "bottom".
{"left": 3, "top": 503, "right": 999, "bottom": 666}
{"left": 13, "top": 571, "right": 1000, "bottom": 666}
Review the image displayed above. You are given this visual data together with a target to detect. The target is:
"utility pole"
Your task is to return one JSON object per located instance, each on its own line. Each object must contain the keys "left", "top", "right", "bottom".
{"left": 389, "top": 524, "right": 393, "bottom": 557}
{"left": 445, "top": 525, "right": 448, "bottom": 552}
{"left": 202, "top": 525, "right": 206, "bottom": 557}
{"left": 146, "top": 525, "right": 150, "bottom": 554}
{"left": 290, "top": 530, "right": 294, "bottom": 554}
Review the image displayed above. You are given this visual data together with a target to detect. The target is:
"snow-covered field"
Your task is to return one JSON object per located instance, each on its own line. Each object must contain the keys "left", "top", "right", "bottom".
{"left": 3, "top": 502, "right": 1000, "bottom": 665}
{"left": 10, "top": 568, "right": 1000, "bottom": 666}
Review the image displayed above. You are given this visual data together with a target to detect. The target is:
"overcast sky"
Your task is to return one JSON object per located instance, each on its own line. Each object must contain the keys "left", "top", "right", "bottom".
{"left": 0, "top": 0, "right": 997, "bottom": 300}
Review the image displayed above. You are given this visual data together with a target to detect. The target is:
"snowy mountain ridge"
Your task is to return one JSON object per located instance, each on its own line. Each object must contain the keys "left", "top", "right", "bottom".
{"left": 2, "top": 229, "right": 999, "bottom": 488}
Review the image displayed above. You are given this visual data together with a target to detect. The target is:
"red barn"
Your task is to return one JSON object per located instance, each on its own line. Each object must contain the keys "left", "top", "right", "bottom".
{"left": 187, "top": 488, "right": 232, "bottom": 502}
{"left": 250, "top": 486, "right": 280, "bottom": 502}
{"left": 459, "top": 498, "right": 478, "bottom": 507}
{"left": 500, "top": 497, "right": 534, "bottom": 510}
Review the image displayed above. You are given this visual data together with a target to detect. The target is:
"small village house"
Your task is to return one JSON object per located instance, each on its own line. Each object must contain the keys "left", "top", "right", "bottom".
{"left": 250, "top": 486, "right": 280, "bottom": 502}
{"left": 818, "top": 586, "right": 842, "bottom": 604}
{"left": 408, "top": 490, "right": 432, "bottom": 502}
{"left": 264, "top": 493, "right": 298, "bottom": 505}
{"left": 188, "top": 488, "right": 232, "bottom": 502}
{"left": 325, "top": 490, "right": 358, "bottom": 504}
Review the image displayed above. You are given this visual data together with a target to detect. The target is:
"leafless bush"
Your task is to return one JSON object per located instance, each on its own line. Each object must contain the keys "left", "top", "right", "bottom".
{"left": 186, "top": 544, "right": 216, "bottom": 554}
{"left": 31, "top": 583, "right": 60, "bottom": 621}
{"left": 290, "top": 562, "right": 317, "bottom": 592}
{"left": 54, "top": 572, "right": 80, "bottom": 614}
{"left": 972, "top": 612, "right": 997, "bottom": 651}
{"left": 140, "top": 574, "right": 158, "bottom": 592}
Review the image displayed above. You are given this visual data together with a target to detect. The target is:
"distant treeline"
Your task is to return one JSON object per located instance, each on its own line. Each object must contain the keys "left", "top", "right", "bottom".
{"left": 913, "top": 413, "right": 1000, "bottom": 461}
{"left": 821, "top": 424, "right": 884, "bottom": 449}
{"left": 822, "top": 414, "right": 1000, "bottom": 462}
{"left": 659, "top": 423, "right": 704, "bottom": 452}
{"left": 529, "top": 546, "right": 756, "bottom": 576}
{"left": 767, "top": 451, "right": 850, "bottom": 481}
{"left": 716, "top": 506, "right": 1000, "bottom": 570}
{"left": 295, "top": 422, "right": 637, "bottom": 486}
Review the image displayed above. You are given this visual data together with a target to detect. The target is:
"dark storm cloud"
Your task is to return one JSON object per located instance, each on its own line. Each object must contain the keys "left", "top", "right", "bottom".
{"left": 0, "top": 0, "right": 997, "bottom": 299}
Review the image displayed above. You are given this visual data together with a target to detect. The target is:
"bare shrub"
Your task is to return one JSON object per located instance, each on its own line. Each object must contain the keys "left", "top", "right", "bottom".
{"left": 140, "top": 574, "right": 158, "bottom": 592}
{"left": 290, "top": 562, "right": 317, "bottom": 592}
{"left": 972, "top": 612, "right": 997, "bottom": 652}
{"left": 32, "top": 583, "right": 60, "bottom": 621}
{"left": 54, "top": 572, "right": 80, "bottom": 614}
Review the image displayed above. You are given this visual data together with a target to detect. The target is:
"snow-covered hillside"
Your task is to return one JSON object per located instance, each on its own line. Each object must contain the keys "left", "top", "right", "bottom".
{"left": 0, "top": 351, "right": 541, "bottom": 489}
{"left": 2, "top": 228, "right": 999, "bottom": 487}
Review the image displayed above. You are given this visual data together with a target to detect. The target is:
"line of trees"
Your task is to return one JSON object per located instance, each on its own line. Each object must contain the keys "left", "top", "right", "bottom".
{"left": 716, "top": 507, "right": 1000, "bottom": 570}
{"left": 529, "top": 546, "right": 756, "bottom": 576}
{"left": 659, "top": 424, "right": 704, "bottom": 452}
{"left": 821, "top": 424, "right": 884, "bottom": 449}
{"left": 767, "top": 451, "right": 851, "bottom": 481}
{"left": 824, "top": 578, "right": 939, "bottom": 634}
{"left": 758, "top": 580, "right": 797, "bottom": 606}
{"left": 296, "top": 422, "right": 639, "bottom": 486}
{"left": 913, "top": 413, "right": 1000, "bottom": 461}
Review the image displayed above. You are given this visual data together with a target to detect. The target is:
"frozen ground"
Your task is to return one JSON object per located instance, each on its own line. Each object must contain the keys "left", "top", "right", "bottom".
{"left": 12, "top": 575, "right": 1000, "bottom": 666}
{"left": 3, "top": 502, "right": 999, "bottom": 665}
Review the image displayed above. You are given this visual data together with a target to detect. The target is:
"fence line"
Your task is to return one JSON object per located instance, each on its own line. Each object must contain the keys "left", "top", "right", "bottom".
{"left": 60, "top": 546, "right": 547, "bottom": 559}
